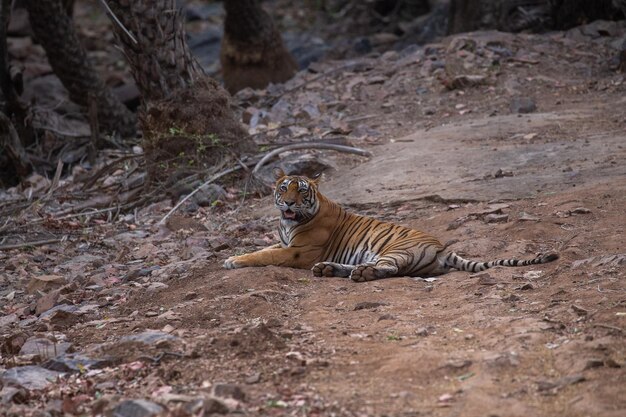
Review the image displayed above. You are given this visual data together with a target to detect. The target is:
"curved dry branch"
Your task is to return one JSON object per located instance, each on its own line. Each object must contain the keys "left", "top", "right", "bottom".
{"left": 251, "top": 143, "right": 371, "bottom": 176}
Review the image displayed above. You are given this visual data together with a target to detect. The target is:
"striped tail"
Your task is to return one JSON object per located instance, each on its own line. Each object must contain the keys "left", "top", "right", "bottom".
{"left": 444, "top": 252, "right": 559, "bottom": 273}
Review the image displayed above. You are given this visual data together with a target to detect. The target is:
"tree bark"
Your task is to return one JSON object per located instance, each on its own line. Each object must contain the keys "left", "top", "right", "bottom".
{"left": 221, "top": 0, "right": 298, "bottom": 94}
{"left": 1, "top": 0, "right": 34, "bottom": 148}
{"left": 24, "top": 0, "right": 136, "bottom": 137}
{"left": 103, "top": 0, "right": 254, "bottom": 181}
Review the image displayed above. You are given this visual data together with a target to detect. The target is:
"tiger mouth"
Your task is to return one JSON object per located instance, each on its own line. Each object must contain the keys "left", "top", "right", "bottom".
{"left": 282, "top": 209, "right": 298, "bottom": 220}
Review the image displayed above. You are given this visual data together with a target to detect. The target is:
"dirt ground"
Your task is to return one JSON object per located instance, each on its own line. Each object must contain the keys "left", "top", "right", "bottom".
{"left": 1, "top": 7, "right": 626, "bottom": 417}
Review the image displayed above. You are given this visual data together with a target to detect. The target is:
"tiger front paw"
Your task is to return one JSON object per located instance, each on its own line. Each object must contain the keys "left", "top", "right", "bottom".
{"left": 224, "top": 256, "right": 245, "bottom": 269}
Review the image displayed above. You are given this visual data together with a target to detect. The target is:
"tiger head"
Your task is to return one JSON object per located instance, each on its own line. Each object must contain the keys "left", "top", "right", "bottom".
{"left": 273, "top": 168, "right": 321, "bottom": 224}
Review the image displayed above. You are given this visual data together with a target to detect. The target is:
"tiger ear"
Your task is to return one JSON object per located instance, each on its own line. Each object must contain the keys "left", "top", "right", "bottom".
{"left": 273, "top": 167, "right": 286, "bottom": 180}
{"left": 310, "top": 172, "right": 323, "bottom": 184}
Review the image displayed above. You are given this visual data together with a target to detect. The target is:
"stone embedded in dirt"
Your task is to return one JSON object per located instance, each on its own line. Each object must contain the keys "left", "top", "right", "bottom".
{"left": 194, "top": 184, "right": 227, "bottom": 207}
{"left": 184, "top": 291, "right": 198, "bottom": 301}
{"left": 523, "top": 270, "right": 543, "bottom": 280}
{"left": 493, "top": 168, "right": 514, "bottom": 178}
{"left": 516, "top": 283, "right": 535, "bottom": 290}
{"left": 448, "top": 74, "right": 488, "bottom": 90}
{"left": 185, "top": 397, "right": 229, "bottom": 415}
{"left": 537, "top": 374, "right": 585, "bottom": 395}
{"left": 572, "top": 254, "right": 626, "bottom": 268}
{"left": 119, "top": 331, "right": 178, "bottom": 346}
{"left": 447, "top": 215, "right": 471, "bottom": 230}
{"left": 44, "top": 309, "right": 82, "bottom": 330}
{"left": 476, "top": 274, "right": 497, "bottom": 286}
{"left": 111, "top": 399, "right": 164, "bottom": 417}
{"left": 484, "top": 213, "right": 509, "bottom": 223}
{"left": 1, "top": 365, "right": 64, "bottom": 390}
{"left": 26, "top": 274, "right": 65, "bottom": 294}
{"left": 211, "top": 383, "right": 246, "bottom": 402}
{"left": 470, "top": 205, "right": 507, "bottom": 218}
{"left": 510, "top": 96, "right": 537, "bottom": 114}
{"left": 3, "top": 332, "right": 29, "bottom": 354}
{"left": 570, "top": 207, "right": 591, "bottom": 215}
{"left": 518, "top": 212, "right": 540, "bottom": 221}
{"left": 583, "top": 358, "right": 605, "bottom": 370}
{"left": 43, "top": 353, "right": 119, "bottom": 373}
{"left": 146, "top": 282, "right": 169, "bottom": 293}
{"left": 571, "top": 304, "right": 589, "bottom": 316}
{"left": 501, "top": 294, "right": 521, "bottom": 302}
{"left": 245, "top": 373, "right": 261, "bottom": 384}
{"left": 354, "top": 301, "right": 389, "bottom": 311}
{"left": 35, "top": 289, "right": 61, "bottom": 316}
{"left": 416, "top": 327, "right": 430, "bottom": 336}
{"left": 19, "top": 337, "right": 72, "bottom": 359}
{"left": 378, "top": 314, "right": 396, "bottom": 321}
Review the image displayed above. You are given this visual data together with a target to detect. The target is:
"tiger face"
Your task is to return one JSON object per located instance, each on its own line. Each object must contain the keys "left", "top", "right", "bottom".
{"left": 273, "top": 168, "right": 321, "bottom": 224}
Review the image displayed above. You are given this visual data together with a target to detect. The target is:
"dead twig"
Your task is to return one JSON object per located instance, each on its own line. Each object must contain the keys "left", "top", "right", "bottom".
{"left": 97, "top": 0, "right": 137, "bottom": 44}
{"left": 0, "top": 238, "right": 64, "bottom": 251}
{"left": 592, "top": 323, "right": 623, "bottom": 333}
{"left": 251, "top": 142, "right": 371, "bottom": 177}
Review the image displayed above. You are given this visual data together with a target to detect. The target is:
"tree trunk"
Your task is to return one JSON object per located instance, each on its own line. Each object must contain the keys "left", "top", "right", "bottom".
{"left": 24, "top": 0, "right": 136, "bottom": 137}
{"left": 1, "top": 0, "right": 32, "bottom": 182}
{"left": 221, "top": 0, "right": 298, "bottom": 94}
{"left": 103, "top": 0, "right": 254, "bottom": 181}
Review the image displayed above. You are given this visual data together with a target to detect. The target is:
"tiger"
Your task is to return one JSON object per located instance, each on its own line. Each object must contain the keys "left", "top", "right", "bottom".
{"left": 223, "top": 169, "right": 559, "bottom": 282}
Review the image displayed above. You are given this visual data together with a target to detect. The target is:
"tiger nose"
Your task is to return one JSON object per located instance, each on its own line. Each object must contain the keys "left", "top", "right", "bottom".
{"left": 285, "top": 201, "right": 295, "bottom": 207}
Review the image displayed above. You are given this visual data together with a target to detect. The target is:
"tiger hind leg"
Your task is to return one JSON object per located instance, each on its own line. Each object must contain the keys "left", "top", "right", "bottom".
{"left": 312, "top": 262, "right": 355, "bottom": 278}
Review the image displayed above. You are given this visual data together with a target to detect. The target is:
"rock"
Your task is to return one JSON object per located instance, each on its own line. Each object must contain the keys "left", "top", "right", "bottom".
{"left": 484, "top": 213, "right": 509, "bottom": 223}
{"left": 185, "top": 397, "right": 229, "bottom": 415}
{"left": 211, "top": 383, "right": 246, "bottom": 402}
{"left": 2, "top": 332, "right": 29, "bottom": 354}
{"left": 1, "top": 365, "right": 64, "bottom": 390}
{"left": 571, "top": 304, "right": 589, "bottom": 316}
{"left": 537, "top": 374, "right": 585, "bottom": 394}
{"left": 111, "top": 399, "right": 164, "bottom": 417}
{"left": 448, "top": 74, "right": 487, "bottom": 90}
{"left": 193, "top": 184, "right": 227, "bottom": 207}
{"left": 35, "top": 290, "right": 61, "bottom": 315}
{"left": 510, "top": 96, "right": 536, "bottom": 114}
{"left": 39, "top": 304, "right": 80, "bottom": 319}
{"left": 245, "top": 373, "right": 261, "bottom": 384}
{"left": 354, "top": 301, "right": 389, "bottom": 311}
{"left": 119, "top": 331, "right": 178, "bottom": 346}
{"left": 0, "top": 313, "right": 18, "bottom": 330}
{"left": 572, "top": 254, "right": 626, "bottom": 268}
{"left": 43, "top": 353, "right": 119, "bottom": 373}
{"left": 26, "top": 275, "right": 65, "bottom": 294}
{"left": 501, "top": 294, "right": 520, "bottom": 302}
{"left": 476, "top": 274, "right": 497, "bottom": 285}
{"left": 570, "top": 207, "right": 591, "bottom": 215}
{"left": 44, "top": 309, "right": 81, "bottom": 330}
{"left": 518, "top": 212, "right": 540, "bottom": 221}
{"left": 416, "top": 327, "right": 430, "bottom": 336}
{"left": 0, "top": 385, "right": 28, "bottom": 405}
{"left": 19, "top": 337, "right": 72, "bottom": 359}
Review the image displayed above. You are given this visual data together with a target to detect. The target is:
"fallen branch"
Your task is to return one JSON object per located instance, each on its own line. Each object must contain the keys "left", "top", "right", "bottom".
{"left": 592, "top": 323, "right": 623, "bottom": 333}
{"left": 251, "top": 142, "right": 371, "bottom": 176}
{"left": 0, "top": 238, "right": 64, "bottom": 251}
